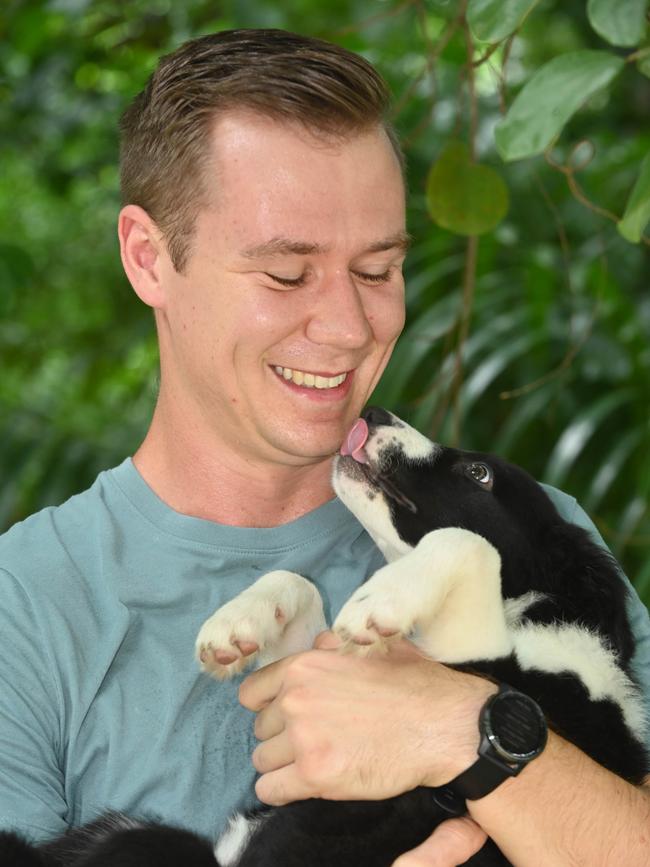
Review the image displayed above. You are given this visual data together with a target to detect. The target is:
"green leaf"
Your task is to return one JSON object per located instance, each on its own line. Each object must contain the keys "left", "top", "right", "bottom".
{"left": 587, "top": 0, "right": 648, "bottom": 48}
{"left": 618, "top": 153, "right": 650, "bottom": 242}
{"left": 467, "top": 0, "right": 541, "bottom": 43}
{"left": 543, "top": 390, "right": 632, "bottom": 488}
{"left": 426, "top": 141, "right": 509, "bottom": 235}
{"left": 457, "top": 330, "right": 546, "bottom": 415}
{"left": 584, "top": 428, "right": 644, "bottom": 511}
{"left": 370, "top": 292, "right": 460, "bottom": 407}
{"left": 495, "top": 51, "right": 625, "bottom": 161}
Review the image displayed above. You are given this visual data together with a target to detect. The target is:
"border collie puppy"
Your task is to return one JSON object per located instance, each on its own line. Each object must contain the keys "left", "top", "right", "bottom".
{"left": 2, "top": 408, "right": 647, "bottom": 866}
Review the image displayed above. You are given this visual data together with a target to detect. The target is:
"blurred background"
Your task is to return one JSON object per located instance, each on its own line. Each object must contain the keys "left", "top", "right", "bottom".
{"left": 1, "top": 0, "right": 649, "bottom": 607}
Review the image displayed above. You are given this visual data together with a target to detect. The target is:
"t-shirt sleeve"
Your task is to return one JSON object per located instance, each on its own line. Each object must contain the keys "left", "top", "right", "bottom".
{"left": 541, "top": 486, "right": 650, "bottom": 749}
{"left": 0, "top": 567, "right": 68, "bottom": 841}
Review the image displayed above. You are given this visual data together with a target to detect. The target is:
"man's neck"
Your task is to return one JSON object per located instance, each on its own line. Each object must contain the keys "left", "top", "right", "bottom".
{"left": 132, "top": 405, "right": 337, "bottom": 528}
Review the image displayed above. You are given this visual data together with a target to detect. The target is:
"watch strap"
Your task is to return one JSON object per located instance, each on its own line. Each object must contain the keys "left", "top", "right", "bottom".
{"left": 430, "top": 750, "right": 520, "bottom": 815}
{"left": 444, "top": 747, "right": 521, "bottom": 801}
{"left": 431, "top": 683, "right": 547, "bottom": 812}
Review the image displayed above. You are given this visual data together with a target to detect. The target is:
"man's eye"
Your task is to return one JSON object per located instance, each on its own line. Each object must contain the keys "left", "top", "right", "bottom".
{"left": 264, "top": 268, "right": 394, "bottom": 288}
{"left": 353, "top": 269, "right": 392, "bottom": 284}
{"left": 265, "top": 273, "right": 308, "bottom": 288}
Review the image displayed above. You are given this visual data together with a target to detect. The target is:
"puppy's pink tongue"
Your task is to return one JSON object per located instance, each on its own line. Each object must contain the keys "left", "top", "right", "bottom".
{"left": 340, "top": 419, "right": 369, "bottom": 464}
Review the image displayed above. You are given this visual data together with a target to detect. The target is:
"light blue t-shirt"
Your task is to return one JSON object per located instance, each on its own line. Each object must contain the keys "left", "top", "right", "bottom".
{"left": 0, "top": 459, "right": 648, "bottom": 843}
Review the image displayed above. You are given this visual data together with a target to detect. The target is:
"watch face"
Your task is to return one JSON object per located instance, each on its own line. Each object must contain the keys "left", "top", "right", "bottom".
{"left": 484, "top": 690, "right": 548, "bottom": 763}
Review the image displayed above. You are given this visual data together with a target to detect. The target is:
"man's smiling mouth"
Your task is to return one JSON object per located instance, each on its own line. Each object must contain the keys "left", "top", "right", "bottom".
{"left": 273, "top": 365, "right": 348, "bottom": 390}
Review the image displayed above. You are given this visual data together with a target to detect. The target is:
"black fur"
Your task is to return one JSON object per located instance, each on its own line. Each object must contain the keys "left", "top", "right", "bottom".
{"left": 2, "top": 410, "right": 648, "bottom": 865}
{"left": 0, "top": 813, "right": 217, "bottom": 866}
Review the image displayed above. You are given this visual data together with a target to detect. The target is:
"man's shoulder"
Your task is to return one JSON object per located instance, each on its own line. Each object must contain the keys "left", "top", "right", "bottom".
{"left": 0, "top": 463, "right": 123, "bottom": 587}
{"left": 539, "top": 483, "right": 577, "bottom": 522}
{"left": 540, "top": 482, "right": 610, "bottom": 550}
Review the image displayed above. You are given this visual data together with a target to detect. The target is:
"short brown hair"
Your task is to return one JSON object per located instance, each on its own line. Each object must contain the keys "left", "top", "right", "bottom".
{"left": 119, "top": 28, "right": 402, "bottom": 272}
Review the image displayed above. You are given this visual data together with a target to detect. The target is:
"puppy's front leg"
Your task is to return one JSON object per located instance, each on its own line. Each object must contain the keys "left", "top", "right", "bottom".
{"left": 334, "top": 527, "right": 513, "bottom": 662}
{"left": 196, "top": 571, "right": 326, "bottom": 679}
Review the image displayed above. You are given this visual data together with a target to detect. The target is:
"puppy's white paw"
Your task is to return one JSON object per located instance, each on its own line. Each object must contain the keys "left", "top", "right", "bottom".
{"left": 196, "top": 595, "right": 287, "bottom": 680}
{"left": 333, "top": 582, "right": 413, "bottom": 652}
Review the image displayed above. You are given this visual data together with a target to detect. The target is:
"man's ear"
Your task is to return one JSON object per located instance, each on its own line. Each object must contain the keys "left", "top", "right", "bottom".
{"left": 118, "top": 204, "right": 168, "bottom": 309}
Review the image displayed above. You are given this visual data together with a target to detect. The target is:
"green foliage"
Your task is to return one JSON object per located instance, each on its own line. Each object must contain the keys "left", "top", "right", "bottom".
{"left": 494, "top": 51, "right": 625, "bottom": 161}
{"left": 467, "top": 0, "right": 541, "bottom": 43}
{"left": 618, "top": 153, "right": 650, "bottom": 242}
{"left": 1, "top": 0, "right": 649, "bottom": 608}
{"left": 426, "top": 141, "right": 509, "bottom": 234}
{"left": 587, "top": 0, "right": 648, "bottom": 47}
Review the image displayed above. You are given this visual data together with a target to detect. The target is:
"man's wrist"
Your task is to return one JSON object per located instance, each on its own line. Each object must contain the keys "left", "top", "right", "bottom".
{"left": 422, "top": 676, "right": 549, "bottom": 814}
{"left": 448, "top": 684, "right": 548, "bottom": 803}
{"left": 420, "top": 673, "right": 499, "bottom": 788}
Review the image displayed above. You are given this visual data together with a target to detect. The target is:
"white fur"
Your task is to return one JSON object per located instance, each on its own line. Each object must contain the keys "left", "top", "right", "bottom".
{"left": 196, "top": 570, "right": 325, "bottom": 678}
{"left": 512, "top": 621, "right": 646, "bottom": 739}
{"left": 362, "top": 412, "right": 437, "bottom": 464}
{"left": 334, "top": 527, "right": 514, "bottom": 662}
{"left": 215, "top": 814, "right": 266, "bottom": 866}
{"left": 504, "top": 591, "right": 547, "bottom": 626}
{"left": 332, "top": 413, "right": 437, "bottom": 563}
{"left": 332, "top": 473, "right": 412, "bottom": 563}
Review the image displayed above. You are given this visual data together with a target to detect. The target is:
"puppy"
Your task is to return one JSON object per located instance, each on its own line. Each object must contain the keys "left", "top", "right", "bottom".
{"left": 3, "top": 408, "right": 647, "bottom": 865}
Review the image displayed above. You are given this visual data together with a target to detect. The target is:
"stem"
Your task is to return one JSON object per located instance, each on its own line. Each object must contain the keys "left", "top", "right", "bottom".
{"left": 450, "top": 18, "right": 480, "bottom": 446}
{"left": 544, "top": 149, "right": 650, "bottom": 246}
{"left": 331, "top": 0, "right": 415, "bottom": 37}
{"left": 452, "top": 234, "right": 479, "bottom": 446}
{"left": 626, "top": 45, "right": 650, "bottom": 64}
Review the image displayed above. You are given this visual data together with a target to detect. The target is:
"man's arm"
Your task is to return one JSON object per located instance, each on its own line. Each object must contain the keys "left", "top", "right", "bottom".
{"left": 240, "top": 636, "right": 650, "bottom": 866}
{"left": 0, "top": 567, "right": 67, "bottom": 840}
{"left": 468, "top": 731, "right": 650, "bottom": 866}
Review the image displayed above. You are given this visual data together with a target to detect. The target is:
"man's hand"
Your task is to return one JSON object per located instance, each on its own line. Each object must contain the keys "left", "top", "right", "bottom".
{"left": 238, "top": 630, "right": 495, "bottom": 806}
{"left": 392, "top": 817, "right": 487, "bottom": 866}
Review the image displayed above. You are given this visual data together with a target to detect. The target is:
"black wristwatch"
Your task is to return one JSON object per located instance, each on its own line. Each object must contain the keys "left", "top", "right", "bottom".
{"left": 432, "top": 683, "right": 548, "bottom": 816}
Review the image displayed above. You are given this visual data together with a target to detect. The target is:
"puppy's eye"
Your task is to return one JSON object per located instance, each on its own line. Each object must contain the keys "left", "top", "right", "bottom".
{"left": 467, "top": 463, "right": 493, "bottom": 488}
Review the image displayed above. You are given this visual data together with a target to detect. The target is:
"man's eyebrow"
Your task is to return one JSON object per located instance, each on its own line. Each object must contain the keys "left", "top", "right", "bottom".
{"left": 240, "top": 238, "right": 328, "bottom": 259}
{"left": 365, "top": 232, "right": 413, "bottom": 254}
{"left": 240, "top": 232, "right": 413, "bottom": 260}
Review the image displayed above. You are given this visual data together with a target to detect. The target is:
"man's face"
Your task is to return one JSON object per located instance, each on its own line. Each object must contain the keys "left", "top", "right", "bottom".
{"left": 156, "top": 111, "right": 407, "bottom": 468}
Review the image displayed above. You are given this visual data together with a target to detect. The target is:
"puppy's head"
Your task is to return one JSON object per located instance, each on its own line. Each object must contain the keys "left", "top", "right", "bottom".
{"left": 333, "top": 407, "right": 563, "bottom": 594}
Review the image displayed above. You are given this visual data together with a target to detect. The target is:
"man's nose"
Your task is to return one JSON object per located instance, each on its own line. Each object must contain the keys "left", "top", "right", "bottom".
{"left": 305, "top": 273, "right": 373, "bottom": 349}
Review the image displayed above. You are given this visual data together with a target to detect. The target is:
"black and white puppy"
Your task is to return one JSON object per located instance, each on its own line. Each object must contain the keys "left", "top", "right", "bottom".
{"left": 3, "top": 407, "right": 648, "bottom": 866}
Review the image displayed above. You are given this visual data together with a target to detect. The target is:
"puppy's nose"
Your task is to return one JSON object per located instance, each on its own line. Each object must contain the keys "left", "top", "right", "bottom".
{"left": 362, "top": 406, "right": 394, "bottom": 428}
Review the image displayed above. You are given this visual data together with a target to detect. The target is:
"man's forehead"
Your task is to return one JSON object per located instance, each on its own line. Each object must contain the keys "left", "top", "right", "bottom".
{"left": 240, "top": 232, "right": 412, "bottom": 260}
{"left": 207, "top": 110, "right": 404, "bottom": 188}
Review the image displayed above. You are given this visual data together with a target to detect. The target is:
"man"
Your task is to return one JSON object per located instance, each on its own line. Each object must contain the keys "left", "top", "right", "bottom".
{"left": 1, "top": 29, "right": 648, "bottom": 866}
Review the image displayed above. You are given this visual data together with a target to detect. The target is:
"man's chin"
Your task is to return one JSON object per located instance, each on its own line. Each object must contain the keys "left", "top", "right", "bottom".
{"left": 265, "top": 430, "right": 349, "bottom": 467}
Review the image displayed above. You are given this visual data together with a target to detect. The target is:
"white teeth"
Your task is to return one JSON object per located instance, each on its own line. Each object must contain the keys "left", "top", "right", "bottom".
{"left": 273, "top": 366, "right": 347, "bottom": 389}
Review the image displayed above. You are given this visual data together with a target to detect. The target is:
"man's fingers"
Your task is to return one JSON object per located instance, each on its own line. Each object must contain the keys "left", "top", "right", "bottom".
{"left": 254, "top": 702, "right": 285, "bottom": 741}
{"left": 391, "top": 817, "right": 487, "bottom": 867}
{"left": 312, "top": 629, "right": 343, "bottom": 650}
{"left": 254, "top": 761, "right": 316, "bottom": 806}
{"left": 238, "top": 654, "right": 294, "bottom": 711}
{"left": 251, "top": 730, "right": 295, "bottom": 775}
